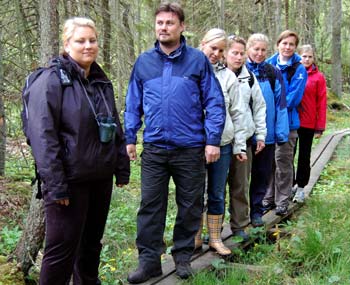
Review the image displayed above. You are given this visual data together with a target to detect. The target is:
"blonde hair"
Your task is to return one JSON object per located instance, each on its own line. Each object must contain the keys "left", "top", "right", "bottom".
{"left": 62, "top": 17, "right": 97, "bottom": 45}
{"left": 200, "top": 28, "right": 227, "bottom": 50}
{"left": 247, "top": 33, "right": 269, "bottom": 49}
{"left": 299, "top": 44, "right": 316, "bottom": 63}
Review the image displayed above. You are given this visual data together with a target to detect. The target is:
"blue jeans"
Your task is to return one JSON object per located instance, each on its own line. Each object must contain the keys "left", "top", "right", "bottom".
{"left": 207, "top": 144, "right": 232, "bottom": 215}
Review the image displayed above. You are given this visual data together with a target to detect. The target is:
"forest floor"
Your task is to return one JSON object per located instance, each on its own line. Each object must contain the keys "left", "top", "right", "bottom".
{"left": 0, "top": 140, "right": 31, "bottom": 285}
{"left": 0, "top": 140, "right": 31, "bottom": 230}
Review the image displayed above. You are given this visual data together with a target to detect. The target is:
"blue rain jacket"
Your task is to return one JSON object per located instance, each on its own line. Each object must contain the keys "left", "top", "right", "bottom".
{"left": 267, "top": 53, "right": 307, "bottom": 130}
{"left": 246, "top": 60, "right": 289, "bottom": 144}
{"left": 124, "top": 36, "right": 226, "bottom": 148}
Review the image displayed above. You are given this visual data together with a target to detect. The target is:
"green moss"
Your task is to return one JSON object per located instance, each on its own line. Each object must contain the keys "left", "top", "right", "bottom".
{"left": 0, "top": 257, "right": 25, "bottom": 285}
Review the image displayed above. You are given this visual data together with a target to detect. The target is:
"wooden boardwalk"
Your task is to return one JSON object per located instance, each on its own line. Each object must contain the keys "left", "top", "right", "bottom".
{"left": 139, "top": 129, "right": 350, "bottom": 285}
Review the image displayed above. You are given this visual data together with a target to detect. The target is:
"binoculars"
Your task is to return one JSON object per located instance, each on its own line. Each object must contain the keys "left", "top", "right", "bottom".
{"left": 96, "top": 115, "right": 117, "bottom": 143}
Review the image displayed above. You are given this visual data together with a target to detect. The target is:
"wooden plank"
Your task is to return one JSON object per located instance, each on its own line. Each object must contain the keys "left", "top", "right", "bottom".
{"left": 305, "top": 129, "right": 350, "bottom": 198}
{"left": 140, "top": 129, "right": 350, "bottom": 285}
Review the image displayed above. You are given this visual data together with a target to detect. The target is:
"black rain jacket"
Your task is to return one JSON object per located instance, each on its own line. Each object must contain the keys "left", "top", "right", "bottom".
{"left": 27, "top": 55, "right": 130, "bottom": 201}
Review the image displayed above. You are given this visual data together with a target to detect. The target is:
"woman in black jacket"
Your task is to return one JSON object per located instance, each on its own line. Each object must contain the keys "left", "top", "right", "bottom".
{"left": 26, "top": 17, "right": 130, "bottom": 285}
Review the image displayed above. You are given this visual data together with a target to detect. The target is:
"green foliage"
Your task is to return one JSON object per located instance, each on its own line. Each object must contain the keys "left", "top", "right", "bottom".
{"left": 0, "top": 226, "right": 22, "bottom": 255}
{"left": 5, "top": 153, "right": 33, "bottom": 182}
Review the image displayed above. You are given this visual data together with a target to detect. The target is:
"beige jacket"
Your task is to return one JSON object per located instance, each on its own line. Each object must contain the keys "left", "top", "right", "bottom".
{"left": 213, "top": 62, "right": 248, "bottom": 154}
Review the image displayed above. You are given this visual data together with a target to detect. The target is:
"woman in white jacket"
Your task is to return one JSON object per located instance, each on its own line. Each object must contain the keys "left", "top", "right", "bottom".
{"left": 225, "top": 36, "right": 267, "bottom": 237}
{"left": 195, "top": 28, "right": 248, "bottom": 256}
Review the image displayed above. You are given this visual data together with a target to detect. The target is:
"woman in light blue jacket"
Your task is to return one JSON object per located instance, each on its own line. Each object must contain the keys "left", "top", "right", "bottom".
{"left": 265, "top": 30, "right": 307, "bottom": 216}
{"left": 246, "top": 33, "right": 289, "bottom": 220}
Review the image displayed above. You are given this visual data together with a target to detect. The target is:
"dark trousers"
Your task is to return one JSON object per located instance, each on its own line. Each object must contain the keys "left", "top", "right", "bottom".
{"left": 40, "top": 179, "right": 113, "bottom": 285}
{"left": 295, "top": 127, "right": 315, "bottom": 187}
{"left": 249, "top": 144, "right": 275, "bottom": 218}
{"left": 136, "top": 144, "right": 205, "bottom": 267}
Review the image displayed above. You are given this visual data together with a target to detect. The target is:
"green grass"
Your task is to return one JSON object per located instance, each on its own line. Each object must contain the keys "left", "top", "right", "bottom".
{"left": 186, "top": 130, "right": 350, "bottom": 285}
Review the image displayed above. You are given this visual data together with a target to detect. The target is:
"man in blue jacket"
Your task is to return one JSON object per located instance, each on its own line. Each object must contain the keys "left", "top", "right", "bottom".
{"left": 125, "top": 2, "right": 225, "bottom": 283}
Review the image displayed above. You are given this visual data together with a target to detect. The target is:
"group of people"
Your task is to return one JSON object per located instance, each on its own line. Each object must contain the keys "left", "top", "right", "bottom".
{"left": 125, "top": 4, "right": 327, "bottom": 283}
{"left": 25, "top": 2, "right": 327, "bottom": 284}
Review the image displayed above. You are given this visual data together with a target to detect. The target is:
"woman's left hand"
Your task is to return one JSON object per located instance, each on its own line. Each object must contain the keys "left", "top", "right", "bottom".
{"left": 255, "top": 141, "right": 265, "bottom": 154}
{"left": 56, "top": 199, "right": 70, "bottom": 206}
{"left": 314, "top": 133, "right": 322, "bottom": 139}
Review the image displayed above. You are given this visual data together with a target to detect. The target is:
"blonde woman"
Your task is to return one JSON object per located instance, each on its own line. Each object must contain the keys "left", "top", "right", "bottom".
{"left": 293, "top": 44, "right": 327, "bottom": 203}
{"left": 26, "top": 17, "right": 130, "bottom": 284}
{"left": 197, "top": 28, "right": 248, "bottom": 255}
{"left": 246, "top": 33, "right": 289, "bottom": 217}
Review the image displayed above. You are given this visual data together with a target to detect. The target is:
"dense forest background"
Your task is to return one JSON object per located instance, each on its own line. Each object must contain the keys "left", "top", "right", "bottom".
{"left": 0, "top": 0, "right": 348, "bottom": 175}
{"left": 1, "top": 0, "right": 349, "bottom": 109}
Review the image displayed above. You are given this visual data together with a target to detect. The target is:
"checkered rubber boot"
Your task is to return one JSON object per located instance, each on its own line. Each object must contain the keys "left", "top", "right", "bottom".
{"left": 207, "top": 214, "right": 231, "bottom": 256}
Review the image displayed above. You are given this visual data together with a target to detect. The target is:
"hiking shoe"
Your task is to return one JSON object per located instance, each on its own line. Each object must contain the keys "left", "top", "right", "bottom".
{"left": 290, "top": 184, "right": 298, "bottom": 199}
{"left": 232, "top": 230, "right": 249, "bottom": 242}
{"left": 127, "top": 266, "right": 162, "bottom": 284}
{"left": 251, "top": 215, "right": 264, "bottom": 227}
{"left": 293, "top": 187, "right": 305, "bottom": 203}
{"left": 262, "top": 200, "right": 275, "bottom": 212}
{"left": 175, "top": 261, "right": 194, "bottom": 279}
{"left": 275, "top": 205, "right": 288, "bottom": 216}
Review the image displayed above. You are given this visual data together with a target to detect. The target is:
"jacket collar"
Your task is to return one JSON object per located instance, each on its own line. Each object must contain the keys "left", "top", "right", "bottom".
{"left": 155, "top": 35, "right": 187, "bottom": 59}
{"left": 52, "top": 55, "right": 109, "bottom": 82}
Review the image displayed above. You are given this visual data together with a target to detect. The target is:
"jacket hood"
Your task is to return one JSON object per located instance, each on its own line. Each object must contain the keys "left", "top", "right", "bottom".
{"left": 306, "top": 63, "right": 319, "bottom": 75}
{"left": 212, "top": 61, "right": 226, "bottom": 72}
{"left": 268, "top": 52, "right": 302, "bottom": 71}
{"left": 246, "top": 59, "right": 268, "bottom": 74}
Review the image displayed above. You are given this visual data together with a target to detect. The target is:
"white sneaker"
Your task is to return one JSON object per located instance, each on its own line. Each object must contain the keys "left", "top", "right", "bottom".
{"left": 293, "top": 187, "right": 305, "bottom": 203}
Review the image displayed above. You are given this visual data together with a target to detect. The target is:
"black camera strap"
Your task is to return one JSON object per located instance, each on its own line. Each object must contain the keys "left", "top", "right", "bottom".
{"left": 78, "top": 77, "right": 112, "bottom": 124}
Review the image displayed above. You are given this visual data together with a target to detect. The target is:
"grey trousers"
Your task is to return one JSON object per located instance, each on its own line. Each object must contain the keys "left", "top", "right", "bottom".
{"left": 227, "top": 146, "right": 252, "bottom": 231}
{"left": 265, "top": 130, "right": 298, "bottom": 207}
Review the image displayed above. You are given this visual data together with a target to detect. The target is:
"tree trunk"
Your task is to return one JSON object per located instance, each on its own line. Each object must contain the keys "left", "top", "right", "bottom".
{"left": 102, "top": 0, "right": 111, "bottom": 73}
{"left": 13, "top": 0, "right": 59, "bottom": 276}
{"left": 39, "top": 0, "right": 59, "bottom": 66}
{"left": 121, "top": 1, "right": 135, "bottom": 64}
{"left": 219, "top": 0, "right": 224, "bottom": 29}
{"left": 284, "top": 0, "right": 289, "bottom": 30}
{"left": 0, "top": 25, "right": 6, "bottom": 176}
{"left": 331, "top": 0, "right": 342, "bottom": 97}
{"left": 304, "top": 0, "right": 315, "bottom": 47}
{"left": 13, "top": 184, "right": 45, "bottom": 275}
